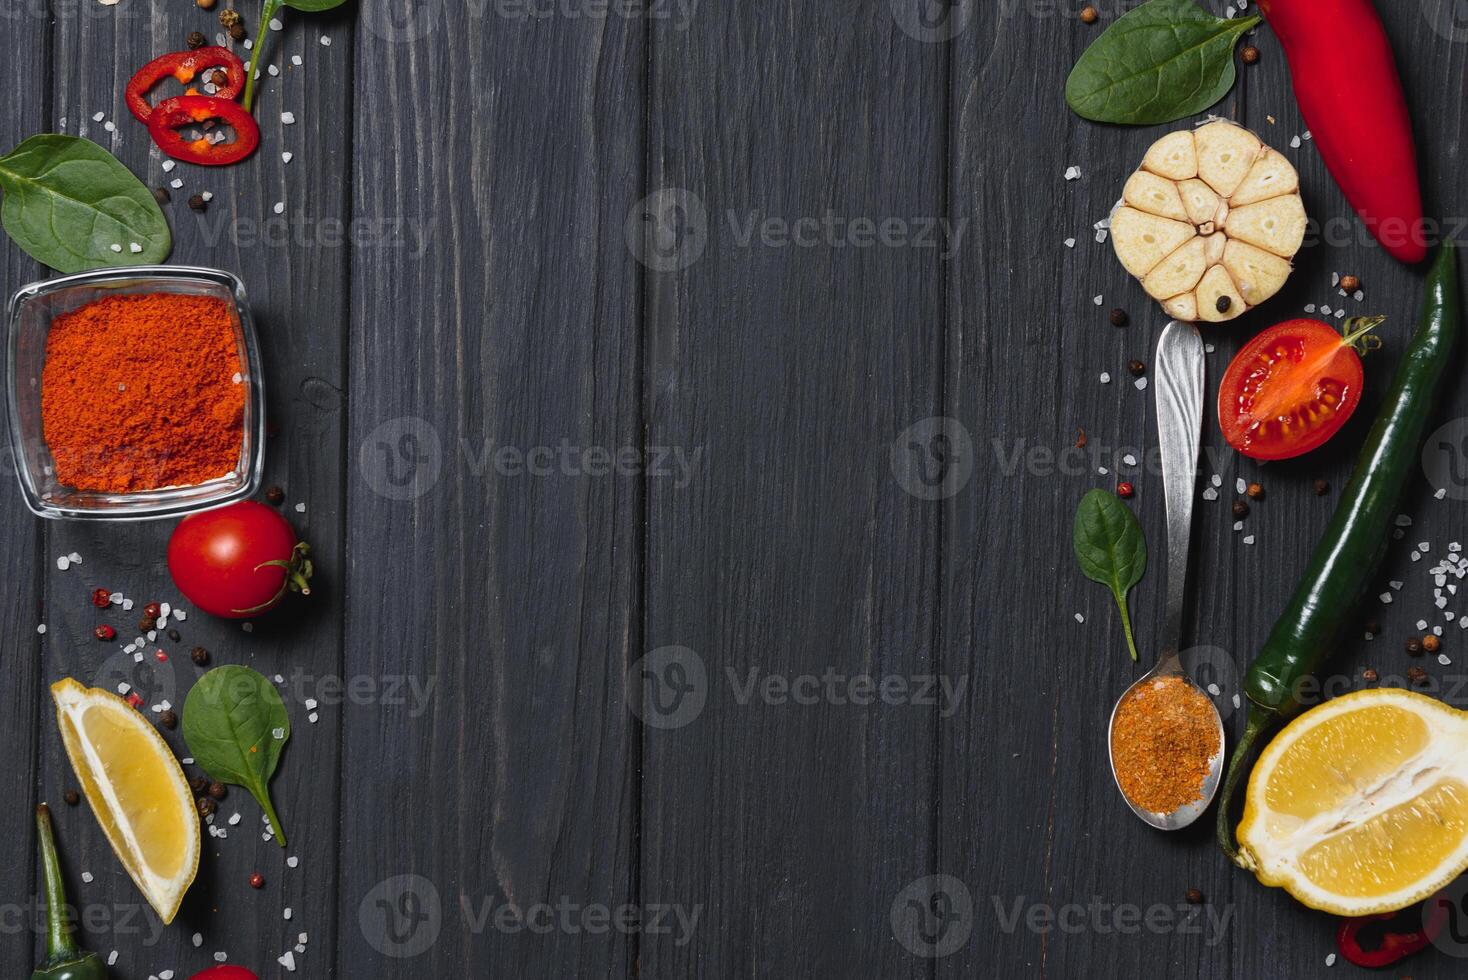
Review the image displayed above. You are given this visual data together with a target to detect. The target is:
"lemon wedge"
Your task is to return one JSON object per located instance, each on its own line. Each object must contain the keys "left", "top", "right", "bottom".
{"left": 1238, "top": 688, "right": 1468, "bottom": 915}
{"left": 51, "top": 678, "right": 200, "bottom": 924}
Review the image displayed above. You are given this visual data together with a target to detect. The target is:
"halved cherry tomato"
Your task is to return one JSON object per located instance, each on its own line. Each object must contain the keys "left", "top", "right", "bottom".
{"left": 125, "top": 47, "right": 245, "bottom": 123}
{"left": 147, "top": 95, "right": 261, "bottom": 166}
{"left": 1218, "top": 317, "right": 1382, "bottom": 460}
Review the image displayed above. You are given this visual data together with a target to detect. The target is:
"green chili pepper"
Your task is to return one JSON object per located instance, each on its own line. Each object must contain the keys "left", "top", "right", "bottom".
{"left": 1216, "top": 242, "right": 1461, "bottom": 863}
{"left": 32, "top": 804, "right": 108, "bottom": 980}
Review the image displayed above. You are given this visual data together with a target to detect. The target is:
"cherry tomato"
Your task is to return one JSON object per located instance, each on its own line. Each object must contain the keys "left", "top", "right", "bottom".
{"left": 1218, "top": 318, "right": 1378, "bottom": 460}
{"left": 168, "top": 501, "right": 312, "bottom": 619}
{"left": 190, "top": 968, "right": 259, "bottom": 980}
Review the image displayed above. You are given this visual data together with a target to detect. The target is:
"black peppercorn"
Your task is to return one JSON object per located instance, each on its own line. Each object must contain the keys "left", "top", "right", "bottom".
{"left": 197, "top": 797, "right": 217, "bottom": 818}
{"left": 159, "top": 709, "right": 178, "bottom": 730}
{"left": 1127, "top": 359, "right": 1146, "bottom": 377}
{"left": 188, "top": 194, "right": 208, "bottom": 212}
{"left": 168, "top": 628, "right": 182, "bottom": 643}
{"left": 190, "top": 775, "right": 208, "bottom": 794}
{"left": 191, "top": 646, "right": 211, "bottom": 666}
{"left": 63, "top": 790, "right": 80, "bottom": 807}
{"left": 265, "top": 485, "right": 285, "bottom": 505}
{"left": 1408, "top": 666, "right": 1428, "bottom": 685}
{"left": 208, "top": 782, "right": 227, "bottom": 800}
{"left": 153, "top": 187, "right": 171, "bottom": 206}
{"left": 138, "top": 616, "right": 156, "bottom": 632}
{"left": 1362, "top": 668, "right": 1379, "bottom": 682}
{"left": 1216, "top": 295, "right": 1232, "bottom": 313}
{"left": 228, "top": 22, "right": 247, "bottom": 42}
{"left": 1407, "top": 637, "right": 1423, "bottom": 655}
{"left": 1185, "top": 888, "right": 1203, "bottom": 905}
{"left": 1240, "top": 46, "right": 1260, "bottom": 65}
{"left": 1312, "top": 479, "right": 1329, "bottom": 496}
{"left": 1108, "top": 308, "right": 1128, "bottom": 328}
{"left": 186, "top": 30, "right": 207, "bottom": 49}
{"left": 1232, "top": 499, "right": 1249, "bottom": 518}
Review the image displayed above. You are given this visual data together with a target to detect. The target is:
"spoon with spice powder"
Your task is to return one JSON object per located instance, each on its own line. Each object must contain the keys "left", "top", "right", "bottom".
{"left": 1107, "top": 321, "right": 1224, "bottom": 830}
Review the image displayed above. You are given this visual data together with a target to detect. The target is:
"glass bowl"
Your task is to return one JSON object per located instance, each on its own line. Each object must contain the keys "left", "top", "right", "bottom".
{"left": 6, "top": 266, "right": 265, "bottom": 520}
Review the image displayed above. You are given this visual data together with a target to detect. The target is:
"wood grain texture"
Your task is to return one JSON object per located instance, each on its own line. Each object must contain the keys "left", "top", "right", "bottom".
{"left": 7, "top": 2, "right": 1468, "bottom": 977}
{"left": 0, "top": 3, "right": 50, "bottom": 977}
{"left": 641, "top": 2, "right": 945, "bottom": 975}
{"left": 30, "top": 5, "right": 353, "bottom": 976}
{"left": 339, "top": 6, "right": 644, "bottom": 977}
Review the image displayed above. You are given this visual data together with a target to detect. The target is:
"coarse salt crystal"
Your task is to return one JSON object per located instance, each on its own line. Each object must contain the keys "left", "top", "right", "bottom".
{"left": 282, "top": 151, "right": 293, "bottom": 164}
{"left": 129, "top": 242, "right": 142, "bottom": 253}
{"left": 287, "top": 855, "right": 299, "bottom": 868}
{"left": 81, "top": 871, "right": 93, "bottom": 883}
{"left": 292, "top": 54, "right": 303, "bottom": 66}
{"left": 308, "top": 712, "right": 319, "bottom": 724}
{"left": 269, "top": 65, "right": 281, "bottom": 77}
{"left": 1201, "top": 487, "right": 1219, "bottom": 502}
{"left": 1243, "top": 535, "right": 1256, "bottom": 545}
{"left": 270, "top": 17, "right": 283, "bottom": 29}
{"left": 108, "top": 244, "right": 122, "bottom": 253}
{"left": 1099, "top": 372, "right": 1110, "bottom": 384}
{"left": 281, "top": 112, "right": 296, "bottom": 124}
{"left": 1064, "top": 166, "right": 1081, "bottom": 181}
{"left": 171, "top": 178, "right": 183, "bottom": 189}
{"left": 1134, "top": 377, "right": 1148, "bottom": 391}
{"left": 92, "top": 111, "right": 104, "bottom": 122}
{"left": 1063, "top": 238, "right": 1075, "bottom": 248}
{"left": 1074, "top": 613, "right": 1085, "bottom": 624}
{"left": 295, "top": 502, "right": 306, "bottom": 513}
{"left": 57, "top": 556, "right": 71, "bottom": 569}
{"left": 162, "top": 160, "right": 175, "bottom": 172}
{"left": 320, "top": 35, "right": 332, "bottom": 45}
{"left": 36, "top": 624, "right": 46, "bottom": 634}
{"left": 274, "top": 201, "right": 285, "bottom": 214}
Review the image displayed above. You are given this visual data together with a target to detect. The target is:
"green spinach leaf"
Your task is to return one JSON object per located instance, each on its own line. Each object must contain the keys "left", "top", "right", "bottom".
{"left": 183, "top": 666, "right": 291, "bottom": 846}
{"left": 1065, "top": 0, "right": 1260, "bottom": 126}
{"left": 1073, "top": 489, "right": 1147, "bottom": 661}
{"left": 283, "top": 0, "right": 351, "bottom": 11}
{"left": 0, "top": 135, "right": 170, "bottom": 273}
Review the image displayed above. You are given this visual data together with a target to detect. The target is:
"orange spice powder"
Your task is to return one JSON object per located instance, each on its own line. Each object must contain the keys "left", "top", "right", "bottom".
{"left": 1110, "top": 675, "right": 1220, "bottom": 814}
{"left": 41, "top": 293, "right": 245, "bottom": 493}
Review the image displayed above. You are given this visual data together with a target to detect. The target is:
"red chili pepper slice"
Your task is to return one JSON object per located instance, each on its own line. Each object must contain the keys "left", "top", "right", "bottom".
{"left": 147, "top": 96, "right": 260, "bottom": 167}
{"left": 125, "top": 47, "right": 245, "bottom": 124}
{"left": 1336, "top": 896, "right": 1448, "bottom": 969}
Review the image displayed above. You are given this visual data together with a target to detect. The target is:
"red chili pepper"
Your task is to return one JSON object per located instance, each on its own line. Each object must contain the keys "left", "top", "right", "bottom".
{"left": 124, "top": 692, "right": 144, "bottom": 709}
{"left": 125, "top": 47, "right": 245, "bottom": 124}
{"left": 189, "top": 968, "right": 259, "bottom": 980}
{"left": 93, "top": 625, "right": 116, "bottom": 642}
{"left": 1257, "top": 0, "right": 1426, "bottom": 264}
{"left": 147, "top": 96, "right": 261, "bottom": 166}
{"left": 1336, "top": 896, "right": 1447, "bottom": 968}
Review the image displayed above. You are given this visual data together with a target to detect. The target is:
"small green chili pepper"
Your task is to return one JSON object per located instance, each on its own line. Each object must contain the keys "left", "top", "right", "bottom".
{"left": 1216, "top": 241, "right": 1461, "bottom": 863}
{"left": 32, "top": 803, "right": 108, "bottom": 980}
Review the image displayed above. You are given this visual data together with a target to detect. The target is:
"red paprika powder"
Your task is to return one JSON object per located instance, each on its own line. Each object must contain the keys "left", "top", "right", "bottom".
{"left": 41, "top": 293, "right": 245, "bottom": 493}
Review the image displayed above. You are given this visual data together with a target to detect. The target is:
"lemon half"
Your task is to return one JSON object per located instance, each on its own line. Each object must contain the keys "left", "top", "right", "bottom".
{"left": 51, "top": 678, "right": 200, "bottom": 924}
{"left": 1238, "top": 688, "right": 1468, "bottom": 915}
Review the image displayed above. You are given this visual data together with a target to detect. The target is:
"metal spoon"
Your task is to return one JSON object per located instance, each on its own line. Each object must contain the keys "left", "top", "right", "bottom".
{"left": 1107, "top": 320, "right": 1225, "bottom": 830}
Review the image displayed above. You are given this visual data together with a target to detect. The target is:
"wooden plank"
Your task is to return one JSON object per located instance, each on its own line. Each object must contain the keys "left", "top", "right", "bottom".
{"left": 640, "top": 4, "right": 946, "bottom": 975}
{"left": 0, "top": 2, "right": 51, "bottom": 976}
{"left": 34, "top": 5, "right": 353, "bottom": 976}
{"left": 340, "top": 8, "right": 644, "bottom": 977}
{"left": 941, "top": 5, "right": 1468, "bottom": 977}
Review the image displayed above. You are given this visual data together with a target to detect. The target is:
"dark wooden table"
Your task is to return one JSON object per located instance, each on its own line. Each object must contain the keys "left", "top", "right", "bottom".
{"left": 5, "top": 1, "right": 1468, "bottom": 976}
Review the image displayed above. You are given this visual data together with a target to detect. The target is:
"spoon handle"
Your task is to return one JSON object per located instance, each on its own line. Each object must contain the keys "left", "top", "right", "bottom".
{"left": 1154, "top": 321, "right": 1205, "bottom": 665}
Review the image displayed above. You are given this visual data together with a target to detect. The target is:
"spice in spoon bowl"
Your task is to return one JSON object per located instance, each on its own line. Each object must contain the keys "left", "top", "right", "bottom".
{"left": 1110, "top": 674, "right": 1222, "bottom": 815}
{"left": 7, "top": 266, "right": 264, "bottom": 519}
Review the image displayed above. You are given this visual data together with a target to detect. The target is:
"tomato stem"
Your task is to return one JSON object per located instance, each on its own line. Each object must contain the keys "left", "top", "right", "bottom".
{"left": 1341, "top": 315, "right": 1387, "bottom": 356}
